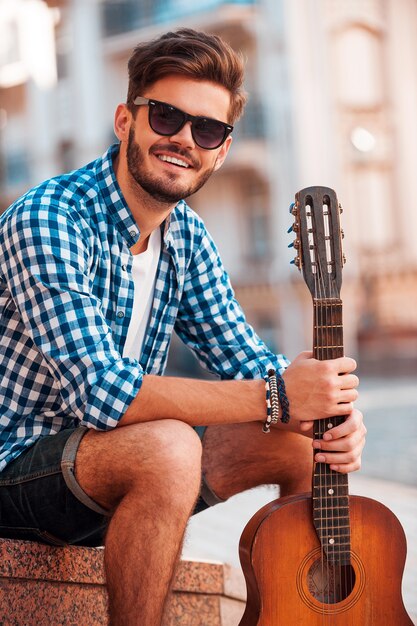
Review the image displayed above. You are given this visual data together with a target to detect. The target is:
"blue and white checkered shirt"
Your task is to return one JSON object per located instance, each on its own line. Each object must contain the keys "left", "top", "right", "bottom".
{"left": 0, "top": 144, "right": 289, "bottom": 472}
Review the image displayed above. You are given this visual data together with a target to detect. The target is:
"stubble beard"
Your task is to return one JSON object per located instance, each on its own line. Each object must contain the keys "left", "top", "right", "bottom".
{"left": 126, "top": 127, "right": 216, "bottom": 205}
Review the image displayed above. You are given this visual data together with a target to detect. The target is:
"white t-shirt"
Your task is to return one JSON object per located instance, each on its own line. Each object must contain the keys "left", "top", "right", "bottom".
{"left": 123, "top": 227, "right": 161, "bottom": 360}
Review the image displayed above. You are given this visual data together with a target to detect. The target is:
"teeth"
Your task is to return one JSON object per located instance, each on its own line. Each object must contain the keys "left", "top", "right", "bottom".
{"left": 158, "top": 155, "right": 190, "bottom": 168}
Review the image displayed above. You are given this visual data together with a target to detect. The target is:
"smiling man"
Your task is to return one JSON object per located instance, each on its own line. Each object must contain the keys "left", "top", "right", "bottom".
{"left": 0, "top": 29, "right": 365, "bottom": 626}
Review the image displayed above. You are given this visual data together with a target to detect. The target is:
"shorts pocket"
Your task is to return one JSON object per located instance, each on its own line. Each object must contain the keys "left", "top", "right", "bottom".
{"left": 0, "top": 525, "right": 68, "bottom": 546}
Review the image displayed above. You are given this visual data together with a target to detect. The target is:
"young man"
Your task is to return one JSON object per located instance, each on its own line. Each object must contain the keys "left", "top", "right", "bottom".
{"left": 0, "top": 29, "right": 365, "bottom": 625}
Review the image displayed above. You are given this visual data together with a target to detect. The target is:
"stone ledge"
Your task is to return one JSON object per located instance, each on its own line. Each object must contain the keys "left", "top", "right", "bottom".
{"left": 0, "top": 538, "right": 246, "bottom": 625}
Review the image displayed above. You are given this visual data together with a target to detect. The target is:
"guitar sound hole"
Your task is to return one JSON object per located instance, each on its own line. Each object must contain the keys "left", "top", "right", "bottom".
{"left": 307, "top": 558, "right": 356, "bottom": 604}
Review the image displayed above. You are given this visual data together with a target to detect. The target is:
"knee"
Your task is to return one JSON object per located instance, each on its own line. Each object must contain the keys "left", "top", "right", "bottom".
{"left": 126, "top": 420, "right": 202, "bottom": 496}
{"left": 151, "top": 419, "right": 203, "bottom": 479}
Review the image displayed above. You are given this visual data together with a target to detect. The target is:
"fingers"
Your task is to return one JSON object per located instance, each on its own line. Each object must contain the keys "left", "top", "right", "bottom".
{"left": 283, "top": 353, "right": 359, "bottom": 422}
{"left": 312, "top": 409, "right": 366, "bottom": 474}
{"left": 339, "top": 373, "right": 359, "bottom": 390}
{"left": 333, "top": 356, "right": 357, "bottom": 374}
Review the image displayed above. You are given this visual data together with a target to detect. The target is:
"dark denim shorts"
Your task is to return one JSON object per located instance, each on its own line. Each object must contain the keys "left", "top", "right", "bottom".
{"left": 0, "top": 425, "right": 217, "bottom": 547}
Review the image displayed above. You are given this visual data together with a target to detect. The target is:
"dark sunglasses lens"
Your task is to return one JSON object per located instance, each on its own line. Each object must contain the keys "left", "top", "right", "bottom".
{"left": 193, "top": 118, "right": 227, "bottom": 149}
{"left": 149, "top": 102, "right": 229, "bottom": 149}
{"left": 150, "top": 103, "right": 184, "bottom": 135}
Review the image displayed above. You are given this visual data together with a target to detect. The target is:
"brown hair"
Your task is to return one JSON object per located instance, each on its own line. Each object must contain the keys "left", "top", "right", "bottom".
{"left": 126, "top": 28, "right": 247, "bottom": 124}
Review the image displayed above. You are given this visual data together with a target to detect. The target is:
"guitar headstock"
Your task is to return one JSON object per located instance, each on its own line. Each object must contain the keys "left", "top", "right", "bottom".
{"left": 289, "top": 186, "right": 345, "bottom": 299}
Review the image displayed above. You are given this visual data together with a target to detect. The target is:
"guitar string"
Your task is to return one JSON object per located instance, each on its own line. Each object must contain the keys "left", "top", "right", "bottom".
{"left": 311, "top": 201, "right": 330, "bottom": 619}
{"left": 326, "top": 214, "right": 339, "bottom": 608}
{"left": 312, "top": 247, "right": 324, "bottom": 619}
{"left": 316, "top": 244, "right": 331, "bottom": 619}
{"left": 309, "top": 201, "right": 323, "bottom": 617}
{"left": 326, "top": 200, "right": 342, "bottom": 612}
{"left": 322, "top": 214, "right": 334, "bottom": 616}
{"left": 326, "top": 198, "right": 352, "bottom": 610}
{"left": 311, "top": 200, "right": 327, "bottom": 620}
{"left": 329, "top": 209, "right": 353, "bottom": 604}
{"left": 326, "top": 197, "right": 346, "bottom": 611}
{"left": 330, "top": 247, "right": 342, "bottom": 608}
{"left": 316, "top": 198, "right": 340, "bottom": 617}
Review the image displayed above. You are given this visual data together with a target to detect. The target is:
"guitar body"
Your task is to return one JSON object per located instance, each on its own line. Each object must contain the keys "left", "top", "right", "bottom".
{"left": 239, "top": 493, "right": 413, "bottom": 625}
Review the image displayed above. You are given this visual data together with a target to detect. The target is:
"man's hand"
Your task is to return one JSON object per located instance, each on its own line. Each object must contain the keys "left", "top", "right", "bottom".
{"left": 282, "top": 351, "right": 359, "bottom": 424}
{"left": 311, "top": 407, "right": 366, "bottom": 473}
{"left": 282, "top": 351, "right": 365, "bottom": 473}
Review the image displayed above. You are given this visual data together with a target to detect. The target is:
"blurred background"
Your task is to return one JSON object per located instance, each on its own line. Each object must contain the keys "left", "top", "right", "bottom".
{"left": 2, "top": 0, "right": 417, "bottom": 375}
{"left": 1, "top": 2, "right": 417, "bottom": 617}
{"left": 0, "top": 0, "right": 416, "bottom": 487}
{"left": 0, "top": 0, "right": 417, "bottom": 376}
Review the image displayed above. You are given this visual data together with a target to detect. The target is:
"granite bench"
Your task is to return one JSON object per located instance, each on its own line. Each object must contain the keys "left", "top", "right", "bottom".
{"left": 0, "top": 538, "right": 245, "bottom": 625}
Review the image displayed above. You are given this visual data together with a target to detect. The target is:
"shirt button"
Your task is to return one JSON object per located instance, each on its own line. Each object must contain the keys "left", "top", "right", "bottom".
{"left": 122, "top": 264, "right": 127, "bottom": 271}
{"left": 129, "top": 230, "right": 136, "bottom": 238}
{"left": 117, "top": 311, "right": 125, "bottom": 319}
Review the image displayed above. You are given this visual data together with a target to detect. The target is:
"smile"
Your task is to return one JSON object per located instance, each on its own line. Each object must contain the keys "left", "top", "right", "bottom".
{"left": 157, "top": 155, "right": 190, "bottom": 168}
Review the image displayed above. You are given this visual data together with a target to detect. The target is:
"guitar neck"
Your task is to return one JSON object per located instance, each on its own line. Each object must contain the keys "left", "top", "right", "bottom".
{"left": 312, "top": 298, "right": 351, "bottom": 565}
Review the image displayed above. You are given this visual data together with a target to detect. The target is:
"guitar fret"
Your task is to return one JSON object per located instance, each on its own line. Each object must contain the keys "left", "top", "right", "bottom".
{"left": 313, "top": 497, "right": 349, "bottom": 501}
{"left": 315, "top": 524, "right": 351, "bottom": 531}
{"left": 314, "top": 514, "right": 349, "bottom": 526}
{"left": 314, "top": 324, "right": 343, "bottom": 329}
{"left": 313, "top": 485, "right": 348, "bottom": 491}
{"left": 313, "top": 500, "right": 349, "bottom": 505}
{"left": 312, "top": 496, "right": 349, "bottom": 502}
{"left": 314, "top": 508, "right": 349, "bottom": 514}
{"left": 312, "top": 500, "right": 349, "bottom": 507}
{"left": 315, "top": 515, "right": 350, "bottom": 519}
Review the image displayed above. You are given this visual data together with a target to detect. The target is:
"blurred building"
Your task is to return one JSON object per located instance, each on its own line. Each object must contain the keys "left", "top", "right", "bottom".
{"left": 1, "top": 0, "right": 417, "bottom": 374}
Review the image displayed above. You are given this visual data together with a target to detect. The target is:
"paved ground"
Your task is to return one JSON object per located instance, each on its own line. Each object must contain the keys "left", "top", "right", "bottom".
{"left": 183, "top": 377, "right": 417, "bottom": 623}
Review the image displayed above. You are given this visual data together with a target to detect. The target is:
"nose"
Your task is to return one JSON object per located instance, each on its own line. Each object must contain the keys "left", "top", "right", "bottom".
{"left": 168, "top": 120, "right": 195, "bottom": 149}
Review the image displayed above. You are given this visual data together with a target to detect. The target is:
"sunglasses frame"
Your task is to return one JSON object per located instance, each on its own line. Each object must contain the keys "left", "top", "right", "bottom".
{"left": 133, "top": 96, "right": 233, "bottom": 150}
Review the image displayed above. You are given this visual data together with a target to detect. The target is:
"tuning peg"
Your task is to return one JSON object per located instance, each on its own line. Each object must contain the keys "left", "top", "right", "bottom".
{"left": 339, "top": 203, "right": 343, "bottom": 214}
{"left": 287, "top": 224, "right": 293, "bottom": 233}
{"left": 290, "top": 256, "right": 301, "bottom": 269}
{"left": 342, "top": 253, "right": 347, "bottom": 265}
{"left": 341, "top": 229, "right": 345, "bottom": 239}
{"left": 289, "top": 202, "right": 296, "bottom": 215}
{"left": 288, "top": 241, "right": 294, "bottom": 248}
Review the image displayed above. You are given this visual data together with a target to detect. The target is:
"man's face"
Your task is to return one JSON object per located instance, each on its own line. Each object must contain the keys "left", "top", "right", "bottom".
{"left": 121, "top": 75, "right": 233, "bottom": 205}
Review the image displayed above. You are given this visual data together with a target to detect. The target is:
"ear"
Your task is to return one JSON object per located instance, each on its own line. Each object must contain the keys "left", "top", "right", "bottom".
{"left": 114, "top": 104, "right": 133, "bottom": 142}
{"left": 213, "top": 135, "right": 233, "bottom": 172}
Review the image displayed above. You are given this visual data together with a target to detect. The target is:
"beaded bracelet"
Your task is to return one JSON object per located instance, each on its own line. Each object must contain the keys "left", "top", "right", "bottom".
{"left": 262, "top": 369, "right": 291, "bottom": 433}
{"left": 263, "top": 369, "right": 280, "bottom": 433}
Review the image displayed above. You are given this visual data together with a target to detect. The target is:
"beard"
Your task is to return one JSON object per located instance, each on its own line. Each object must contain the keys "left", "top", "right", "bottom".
{"left": 126, "top": 127, "right": 216, "bottom": 205}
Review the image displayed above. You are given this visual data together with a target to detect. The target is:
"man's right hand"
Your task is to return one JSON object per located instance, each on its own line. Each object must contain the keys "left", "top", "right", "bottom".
{"left": 282, "top": 351, "right": 359, "bottom": 428}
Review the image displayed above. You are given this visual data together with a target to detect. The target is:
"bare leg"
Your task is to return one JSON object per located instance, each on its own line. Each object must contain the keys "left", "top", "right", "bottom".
{"left": 74, "top": 419, "right": 202, "bottom": 626}
{"left": 202, "top": 422, "right": 313, "bottom": 500}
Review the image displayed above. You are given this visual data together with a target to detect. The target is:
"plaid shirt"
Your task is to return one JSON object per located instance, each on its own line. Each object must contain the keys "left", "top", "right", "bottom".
{"left": 0, "top": 144, "right": 289, "bottom": 472}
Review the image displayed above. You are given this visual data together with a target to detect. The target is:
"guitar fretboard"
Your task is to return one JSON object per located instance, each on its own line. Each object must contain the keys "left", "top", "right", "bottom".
{"left": 312, "top": 298, "right": 351, "bottom": 565}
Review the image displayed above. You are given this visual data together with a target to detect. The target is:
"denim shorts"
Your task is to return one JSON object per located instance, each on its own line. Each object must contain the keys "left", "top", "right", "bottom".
{"left": 0, "top": 425, "right": 218, "bottom": 547}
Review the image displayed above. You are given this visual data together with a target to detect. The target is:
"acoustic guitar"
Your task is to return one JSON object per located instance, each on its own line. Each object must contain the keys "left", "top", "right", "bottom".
{"left": 239, "top": 186, "right": 413, "bottom": 625}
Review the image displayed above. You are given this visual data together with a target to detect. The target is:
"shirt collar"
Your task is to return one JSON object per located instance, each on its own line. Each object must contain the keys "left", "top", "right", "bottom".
{"left": 95, "top": 144, "right": 140, "bottom": 248}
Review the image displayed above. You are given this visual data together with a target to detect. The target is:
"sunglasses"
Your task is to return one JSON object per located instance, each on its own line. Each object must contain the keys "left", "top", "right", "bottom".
{"left": 133, "top": 96, "right": 233, "bottom": 150}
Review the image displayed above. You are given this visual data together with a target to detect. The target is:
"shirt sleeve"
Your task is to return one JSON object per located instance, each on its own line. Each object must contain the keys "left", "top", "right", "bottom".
{"left": 0, "top": 198, "right": 143, "bottom": 429}
{"left": 174, "top": 223, "right": 290, "bottom": 380}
